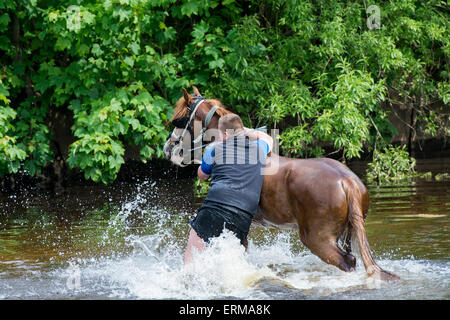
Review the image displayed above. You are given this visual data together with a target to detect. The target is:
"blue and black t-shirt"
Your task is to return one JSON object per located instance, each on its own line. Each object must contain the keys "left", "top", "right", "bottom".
{"left": 200, "top": 136, "right": 269, "bottom": 216}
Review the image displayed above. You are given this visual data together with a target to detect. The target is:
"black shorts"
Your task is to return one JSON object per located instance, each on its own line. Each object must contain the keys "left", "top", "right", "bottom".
{"left": 190, "top": 202, "right": 252, "bottom": 246}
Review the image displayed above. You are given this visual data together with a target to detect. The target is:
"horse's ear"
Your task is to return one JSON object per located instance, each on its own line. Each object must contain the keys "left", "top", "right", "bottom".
{"left": 182, "top": 87, "right": 194, "bottom": 106}
{"left": 192, "top": 86, "right": 201, "bottom": 96}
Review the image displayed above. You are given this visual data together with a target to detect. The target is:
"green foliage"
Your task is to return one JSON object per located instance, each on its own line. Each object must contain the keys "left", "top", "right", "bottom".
{"left": 67, "top": 133, "right": 124, "bottom": 184}
{"left": 0, "top": 0, "right": 448, "bottom": 184}
{"left": 0, "top": 105, "right": 26, "bottom": 176}
{"left": 366, "top": 145, "right": 417, "bottom": 184}
{"left": 435, "top": 173, "right": 450, "bottom": 181}
{"left": 14, "top": 105, "right": 54, "bottom": 176}
{"left": 206, "top": 0, "right": 448, "bottom": 160}
{"left": 67, "top": 84, "right": 169, "bottom": 183}
{"left": 193, "top": 177, "right": 210, "bottom": 198}
{"left": 0, "top": 0, "right": 184, "bottom": 183}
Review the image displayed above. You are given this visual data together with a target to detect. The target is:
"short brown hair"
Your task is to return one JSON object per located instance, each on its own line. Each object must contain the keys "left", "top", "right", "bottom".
{"left": 218, "top": 113, "right": 244, "bottom": 133}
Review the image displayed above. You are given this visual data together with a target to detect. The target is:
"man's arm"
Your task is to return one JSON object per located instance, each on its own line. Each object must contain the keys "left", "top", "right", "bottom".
{"left": 197, "top": 166, "right": 210, "bottom": 180}
{"left": 244, "top": 127, "right": 273, "bottom": 153}
{"left": 198, "top": 146, "right": 214, "bottom": 180}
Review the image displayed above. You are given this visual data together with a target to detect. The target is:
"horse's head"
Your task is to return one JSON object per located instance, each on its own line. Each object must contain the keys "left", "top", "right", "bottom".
{"left": 163, "top": 86, "right": 230, "bottom": 167}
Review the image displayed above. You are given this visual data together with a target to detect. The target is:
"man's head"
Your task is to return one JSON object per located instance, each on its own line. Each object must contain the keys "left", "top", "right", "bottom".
{"left": 218, "top": 113, "right": 244, "bottom": 141}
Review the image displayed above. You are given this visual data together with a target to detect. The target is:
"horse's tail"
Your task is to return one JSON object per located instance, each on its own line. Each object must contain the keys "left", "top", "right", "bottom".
{"left": 342, "top": 178, "right": 400, "bottom": 282}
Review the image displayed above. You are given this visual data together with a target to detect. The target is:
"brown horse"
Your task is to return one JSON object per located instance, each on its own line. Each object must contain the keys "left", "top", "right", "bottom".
{"left": 164, "top": 87, "right": 399, "bottom": 281}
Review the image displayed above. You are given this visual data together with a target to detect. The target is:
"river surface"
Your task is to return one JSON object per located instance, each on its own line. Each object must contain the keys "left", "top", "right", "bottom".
{"left": 0, "top": 158, "right": 448, "bottom": 300}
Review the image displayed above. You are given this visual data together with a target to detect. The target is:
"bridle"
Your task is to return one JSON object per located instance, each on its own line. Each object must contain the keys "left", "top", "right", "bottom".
{"left": 167, "top": 95, "right": 220, "bottom": 166}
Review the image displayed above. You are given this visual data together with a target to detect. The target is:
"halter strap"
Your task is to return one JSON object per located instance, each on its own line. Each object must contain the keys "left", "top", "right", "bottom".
{"left": 170, "top": 97, "right": 221, "bottom": 165}
{"left": 178, "top": 98, "right": 205, "bottom": 143}
{"left": 204, "top": 105, "right": 220, "bottom": 129}
{"left": 192, "top": 105, "right": 221, "bottom": 144}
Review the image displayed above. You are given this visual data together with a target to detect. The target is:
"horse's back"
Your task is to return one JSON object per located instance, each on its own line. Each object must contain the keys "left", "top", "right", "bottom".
{"left": 256, "top": 155, "right": 369, "bottom": 228}
{"left": 286, "top": 157, "right": 369, "bottom": 215}
{"left": 284, "top": 157, "right": 367, "bottom": 198}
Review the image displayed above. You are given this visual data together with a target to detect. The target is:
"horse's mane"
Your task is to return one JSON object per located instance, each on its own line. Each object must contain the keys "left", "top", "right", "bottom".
{"left": 171, "top": 97, "right": 231, "bottom": 121}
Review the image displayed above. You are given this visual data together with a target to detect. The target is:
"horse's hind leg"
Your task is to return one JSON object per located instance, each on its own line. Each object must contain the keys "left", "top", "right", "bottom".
{"left": 341, "top": 224, "right": 353, "bottom": 254}
{"left": 300, "top": 230, "right": 356, "bottom": 272}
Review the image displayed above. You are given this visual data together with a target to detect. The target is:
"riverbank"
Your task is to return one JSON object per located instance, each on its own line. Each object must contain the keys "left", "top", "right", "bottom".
{"left": 1, "top": 146, "right": 449, "bottom": 194}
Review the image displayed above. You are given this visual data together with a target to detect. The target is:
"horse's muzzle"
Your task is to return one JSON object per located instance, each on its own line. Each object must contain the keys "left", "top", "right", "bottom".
{"left": 163, "top": 141, "right": 189, "bottom": 167}
{"left": 163, "top": 140, "right": 172, "bottom": 160}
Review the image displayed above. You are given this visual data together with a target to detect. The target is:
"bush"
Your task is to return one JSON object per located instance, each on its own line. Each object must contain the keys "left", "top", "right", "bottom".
{"left": 366, "top": 145, "right": 416, "bottom": 184}
{"left": 193, "top": 177, "right": 210, "bottom": 198}
{"left": 0, "top": 0, "right": 448, "bottom": 184}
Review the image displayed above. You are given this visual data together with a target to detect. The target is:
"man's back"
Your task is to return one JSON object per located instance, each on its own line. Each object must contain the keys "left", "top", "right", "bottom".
{"left": 201, "top": 136, "right": 269, "bottom": 215}
{"left": 184, "top": 114, "right": 272, "bottom": 264}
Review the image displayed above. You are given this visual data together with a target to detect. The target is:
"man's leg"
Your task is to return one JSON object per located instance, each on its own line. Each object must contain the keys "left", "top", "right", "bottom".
{"left": 224, "top": 222, "right": 249, "bottom": 251}
{"left": 183, "top": 227, "right": 206, "bottom": 264}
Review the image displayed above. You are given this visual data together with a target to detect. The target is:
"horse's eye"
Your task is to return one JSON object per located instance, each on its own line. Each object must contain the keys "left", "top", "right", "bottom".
{"left": 172, "top": 117, "right": 189, "bottom": 128}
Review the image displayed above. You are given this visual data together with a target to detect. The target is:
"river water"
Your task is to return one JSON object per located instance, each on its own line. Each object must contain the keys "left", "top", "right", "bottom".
{"left": 0, "top": 158, "right": 448, "bottom": 300}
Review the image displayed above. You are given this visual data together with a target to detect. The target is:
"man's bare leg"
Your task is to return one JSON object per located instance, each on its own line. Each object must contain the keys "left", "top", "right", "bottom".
{"left": 184, "top": 227, "right": 206, "bottom": 264}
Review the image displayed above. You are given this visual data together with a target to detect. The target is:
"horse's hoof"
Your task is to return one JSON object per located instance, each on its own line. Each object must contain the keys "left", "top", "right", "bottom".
{"left": 342, "top": 253, "right": 356, "bottom": 272}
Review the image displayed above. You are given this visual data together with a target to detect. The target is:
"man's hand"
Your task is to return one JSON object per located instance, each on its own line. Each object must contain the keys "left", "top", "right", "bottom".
{"left": 244, "top": 127, "right": 273, "bottom": 154}
{"left": 197, "top": 166, "right": 210, "bottom": 180}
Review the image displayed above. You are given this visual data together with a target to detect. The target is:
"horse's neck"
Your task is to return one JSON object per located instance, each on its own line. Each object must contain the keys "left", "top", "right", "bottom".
{"left": 207, "top": 113, "right": 220, "bottom": 129}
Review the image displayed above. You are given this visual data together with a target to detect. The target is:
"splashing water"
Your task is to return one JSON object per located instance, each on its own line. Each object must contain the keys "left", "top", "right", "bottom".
{"left": 50, "top": 187, "right": 450, "bottom": 300}
{"left": 0, "top": 175, "right": 449, "bottom": 300}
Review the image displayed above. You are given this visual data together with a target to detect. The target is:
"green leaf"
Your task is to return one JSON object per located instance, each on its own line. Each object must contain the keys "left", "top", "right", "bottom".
{"left": 55, "top": 37, "right": 71, "bottom": 51}
{"left": 181, "top": 1, "right": 199, "bottom": 17}
{"left": 114, "top": 7, "right": 130, "bottom": 22}
{"left": 129, "top": 42, "right": 140, "bottom": 55}
{"left": 92, "top": 43, "right": 103, "bottom": 56}
{"left": 140, "top": 145, "right": 154, "bottom": 160}
{"left": 192, "top": 21, "right": 209, "bottom": 40}
{"left": 124, "top": 56, "right": 134, "bottom": 67}
{"left": 209, "top": 58, "right": 225, "bottom": 69}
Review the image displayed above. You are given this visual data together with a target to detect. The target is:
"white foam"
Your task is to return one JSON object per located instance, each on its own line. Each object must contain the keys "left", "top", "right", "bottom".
{"left": 39, "top": 181, "right": 450, "bottom": 299}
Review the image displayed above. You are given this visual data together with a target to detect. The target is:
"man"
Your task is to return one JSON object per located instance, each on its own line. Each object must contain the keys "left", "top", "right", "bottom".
{"left": 184, "top": 114, "right": 272, "bottom": 264}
